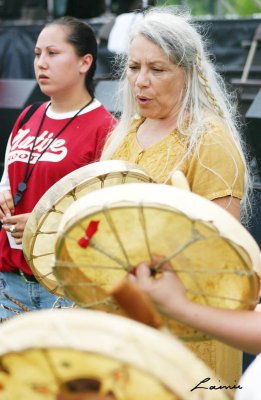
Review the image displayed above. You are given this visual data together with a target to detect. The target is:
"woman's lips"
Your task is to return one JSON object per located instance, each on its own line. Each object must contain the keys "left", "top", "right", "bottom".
{"left": 38, "top": 75, "right": 49, "bottom": 83}
{"left": 137, "top": 96, "right": 152, "bottom": 105}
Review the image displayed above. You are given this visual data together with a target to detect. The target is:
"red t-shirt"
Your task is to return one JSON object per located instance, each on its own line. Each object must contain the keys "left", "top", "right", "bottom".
{"left": 0, "top": 100, "right": 116, "bottom": 274}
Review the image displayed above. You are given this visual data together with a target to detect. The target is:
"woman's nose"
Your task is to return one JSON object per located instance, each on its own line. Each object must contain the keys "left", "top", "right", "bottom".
{"left": 135, "top": 69, "right": 150, "bottom": 87}
{"left": 35, "top": 54, "right": 48, "bottom": 69}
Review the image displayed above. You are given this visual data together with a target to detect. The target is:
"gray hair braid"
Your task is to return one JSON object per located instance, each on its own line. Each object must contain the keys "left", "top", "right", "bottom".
{"left": 195, "top": 54, "right": 224, "bottom": 118}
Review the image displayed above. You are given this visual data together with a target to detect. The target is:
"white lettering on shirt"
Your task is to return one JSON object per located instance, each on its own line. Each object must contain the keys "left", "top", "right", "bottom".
{"left": 8, "top": 129, "right": 68, "bottom": 164}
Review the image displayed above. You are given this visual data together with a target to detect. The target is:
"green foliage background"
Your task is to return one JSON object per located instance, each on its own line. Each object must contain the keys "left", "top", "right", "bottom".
{"left": 155, "top": 0, "right": 261, "bottom": 16}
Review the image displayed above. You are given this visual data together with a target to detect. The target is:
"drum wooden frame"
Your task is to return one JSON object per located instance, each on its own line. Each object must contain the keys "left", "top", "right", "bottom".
{"left": 22, "top": 161, "right": 153, "bottom": 295}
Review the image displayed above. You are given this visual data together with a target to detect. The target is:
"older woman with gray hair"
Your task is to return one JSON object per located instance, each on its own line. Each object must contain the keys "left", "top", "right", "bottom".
{"left": 101, "top": 7, "right": 251, "bottom": 223}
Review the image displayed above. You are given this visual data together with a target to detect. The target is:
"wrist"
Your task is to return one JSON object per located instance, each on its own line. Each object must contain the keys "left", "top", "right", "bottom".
{"left": 160, "top": 292, "right": 191, "bottom": 321}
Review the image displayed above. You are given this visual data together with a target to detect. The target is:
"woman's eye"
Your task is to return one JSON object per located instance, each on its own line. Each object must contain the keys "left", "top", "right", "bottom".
{"left": 152, "top": 68, "right": 163, "bottom": 72}
{"left": 128, "top": 65, "right": 139, "bottom": 71}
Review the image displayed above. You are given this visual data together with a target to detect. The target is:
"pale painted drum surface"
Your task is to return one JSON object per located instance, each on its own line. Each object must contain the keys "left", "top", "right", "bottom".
{"left": 0, "top": 309, "right": 231, "bottom": 400}
{"left": 22, "top": 161, "right": 153, "bottom": 296}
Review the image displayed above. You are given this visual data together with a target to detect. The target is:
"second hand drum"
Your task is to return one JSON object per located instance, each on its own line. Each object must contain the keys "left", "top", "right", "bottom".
{"left": 53, "top": 182, "right": 261, "bottom": 383}
{"left": 22, "top": 160, "right": 153, "bottom": 296}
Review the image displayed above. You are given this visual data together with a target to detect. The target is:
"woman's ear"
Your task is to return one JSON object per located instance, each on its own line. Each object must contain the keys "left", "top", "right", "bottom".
{"left": 79, "top": 54, "right": 93, "bottom": 74}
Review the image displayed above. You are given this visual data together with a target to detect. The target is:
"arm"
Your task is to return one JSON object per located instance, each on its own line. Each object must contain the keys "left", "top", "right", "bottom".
{"left": 0, "top": 133, "right": 30, "bottom": 243}
{"left": 0, "top": 134, "right": 11, "bottom": 192}
{"left": 212, "top": 196, "right": 241, "bottom": 221}
{"left": 0, "top": 136, "right": 14, "bottom": 220}
{"left": 134, "top": 262, "right": 261, "bottom": 355}
{"left": 186, "top": 121, "right": 245, "bottom": 221}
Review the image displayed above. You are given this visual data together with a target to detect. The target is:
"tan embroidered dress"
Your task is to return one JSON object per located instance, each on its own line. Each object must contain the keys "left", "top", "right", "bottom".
{"left": 111, "top": 116, "right": 244, "bottom": 200}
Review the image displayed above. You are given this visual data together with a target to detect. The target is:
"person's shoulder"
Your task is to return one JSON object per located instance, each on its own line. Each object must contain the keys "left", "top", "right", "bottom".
{"left": 11, "top": 102, "right": 47, "bottom": 136}
{"left": 87, "top": 101, "right": 117, "bottom": 133}
{"left": 95, "top": 103, "right": 114, "bottom": 116}
{"left": 94, "top": 104, "right": 117, "bottom": 126}
{"left": 84, "top": 100, "right": 113, "bottom": 119}
{"left": 196, "top": 113, "right": 244, "bottom": 166}
{"left": 202, "top": 111, "right": 227, "bottom": 130}
{"left": 200, "top": 112, "right": 233, "bottom": 144}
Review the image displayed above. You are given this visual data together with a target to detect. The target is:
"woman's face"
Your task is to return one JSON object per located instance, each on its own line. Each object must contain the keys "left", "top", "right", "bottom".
{"left": 34, "top": 24, "right": 90, "bottom": 98}
{"left": 127, "top": 35, "right": 186, "bottom": 120}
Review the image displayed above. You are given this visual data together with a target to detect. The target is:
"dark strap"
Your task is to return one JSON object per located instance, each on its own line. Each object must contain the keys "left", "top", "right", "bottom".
{"left": 18, "top": 101, "right": 43, "bottom": 130}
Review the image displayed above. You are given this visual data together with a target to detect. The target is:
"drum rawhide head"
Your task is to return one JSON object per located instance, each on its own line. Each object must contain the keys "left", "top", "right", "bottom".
{"left": 0, "top": 309, "right": 231, "bottom": 400}
{"left": 22, "top": 161, "right": 153, "bottom": 296}
{"left": 54, "top": 183, "right": 261, "bottom": 340}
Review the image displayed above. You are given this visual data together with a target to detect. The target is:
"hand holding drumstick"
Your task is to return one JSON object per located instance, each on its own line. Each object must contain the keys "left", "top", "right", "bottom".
{"left": 112, "top": 256, "right": 261, "bottom": 355}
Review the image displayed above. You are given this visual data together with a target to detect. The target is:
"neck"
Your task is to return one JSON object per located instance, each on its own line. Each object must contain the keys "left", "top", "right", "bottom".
{"left": 50, "top": 92, "right": 93, "bottom": 113}
{"left": 144, "top": 113, "right": 179, "bottom": 132}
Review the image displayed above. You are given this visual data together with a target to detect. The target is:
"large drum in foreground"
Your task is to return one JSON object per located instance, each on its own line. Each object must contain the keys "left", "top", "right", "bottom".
{"left": 0, "top": 309, "right": 231, "bottom": 400}
{"left": 54, "top": 183, "right": 261, "bottom": 384}
{"left": 22, "top": 160, "right": 153, "bottom": 296}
